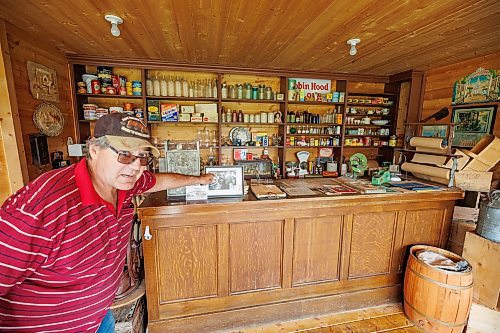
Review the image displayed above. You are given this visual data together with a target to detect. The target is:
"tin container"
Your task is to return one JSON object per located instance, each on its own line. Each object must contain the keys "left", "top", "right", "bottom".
{"left": 389, "top": 135, "right": 397, "bottom": 147}
{"left": 476, "top": 191, "right": 500, "bottom": 242}
{"left": 83, "top": 104, "right": 98, "bottom": 120}
{"left": 123, "top": 102, "right": 134, "bottom": 111}
{"left": 91, "top": 80, "right": 101, "bottom": 94}
{"left": 251, "top": 87, "right": 258, "bottom": 100}
{"left": 134, "top": 108, "right": 144, "bottom": 119}
{"left": 106, "top": 86, "right": 117, "bottom": 95}
{"left": 126, "top": 82, "right": 133, "bottom": 95}
{"left": 132, "top": 81, "right": 142, "bottom": 96}
{"left": 95, "top": 108, "right": 108, "bottom": 119}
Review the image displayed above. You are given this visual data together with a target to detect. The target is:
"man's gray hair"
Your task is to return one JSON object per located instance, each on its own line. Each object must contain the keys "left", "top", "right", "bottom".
{"left": 85, "top": 136, "right": 110, "bottom": 159}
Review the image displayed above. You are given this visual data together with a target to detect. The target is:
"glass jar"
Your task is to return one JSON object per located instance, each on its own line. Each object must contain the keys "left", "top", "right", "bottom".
{"left": 236, "top": 84, "right": 243, "bottom": 99}
{"left": 153, "top": 76, "right": 161, "bottom": 96}
{"left": 146, "top": 77, "right": 153, "bottom": 96}
{"left": 244, "top": 83, "right": 252, "bottom": 99}
{"left": 251, "top": 86, "right": 258, "bottom": 99}
{"left": 258, "top": 85, "right": 265, "bottom": 100}
{"left": 174, "top": 76, "right": 181, "bottom": 97}
{"left": 265, "top": 86, "right": 272, "bottom": 100}
{"left": 167, "top": 76, "right": 175, "bottom": 96}
{"left": 160, "top": 76, "right": 168, "bottom": 96}
{"left": 221, "top": 82, "right": 228, "bottom": 99}
{"left": 182, "top": 78, "right": 189, "bottom": 97}
{"left": 389, "top": 135, "right": 397, "bottom": 147}
{"left": 228, "top": 85, "right": 236, "bottom": 99}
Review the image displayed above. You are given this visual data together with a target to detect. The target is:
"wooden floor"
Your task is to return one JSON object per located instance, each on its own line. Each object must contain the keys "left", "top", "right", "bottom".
{"left": 234, "top": 304, "right": 421, "bottom": 333}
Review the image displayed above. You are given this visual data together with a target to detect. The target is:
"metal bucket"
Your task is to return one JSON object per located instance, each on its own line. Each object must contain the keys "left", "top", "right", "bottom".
{"left": 476, "top": 190, "right": 500, "bottom": 242}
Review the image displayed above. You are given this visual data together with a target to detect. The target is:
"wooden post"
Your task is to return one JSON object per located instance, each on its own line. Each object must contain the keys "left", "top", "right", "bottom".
{"left": 0, "top": 20, "right": 28, "bottom": 202}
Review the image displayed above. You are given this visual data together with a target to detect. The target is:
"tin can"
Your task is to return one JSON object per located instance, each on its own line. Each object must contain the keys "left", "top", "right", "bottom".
{"left": 83, "top": 104, "right": 98, "bottom": 120}
{"left": 91, "top": 80, "right": 101, "bottom": 94}
{"left": 95, "top": 108, "right": 108, "bottom": 119}
{"left": 132, "top": 81, "right": 142, "bottom": 96}
{"left": 123, "top": 102, "right": 134, "bottom": 111}
{"left": 134, "top": 108, "right": 144, "bottom": 119}
{"left": 119, "top": 86, "right": 127, "bottom": 95}
{"left": 126, "top": 82, "right": 133, "bottom": 95}
{"left": 106, "top": 86, "right": 117, "bottom": 95}
{"left": 112, "top": 75, "right": 120, "bottom": 88}
{"left": 389, "top": 135, "right": 397, "bottom": 147}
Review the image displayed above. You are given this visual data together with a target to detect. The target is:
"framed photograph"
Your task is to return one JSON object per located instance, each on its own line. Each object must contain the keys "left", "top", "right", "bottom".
{"left": 421, "top": 125, "right": 448, "bottom": 138}
{"left": 451, "top": 106, "right": 496, "bottom": 147}
{"left": 205, "top": 166, "right": 245, "bottom": 197}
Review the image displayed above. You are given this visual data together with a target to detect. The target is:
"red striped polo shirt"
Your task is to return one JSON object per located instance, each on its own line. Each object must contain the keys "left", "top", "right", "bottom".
{"left": 0, "top": 158, "right": 156, "bottom": 332}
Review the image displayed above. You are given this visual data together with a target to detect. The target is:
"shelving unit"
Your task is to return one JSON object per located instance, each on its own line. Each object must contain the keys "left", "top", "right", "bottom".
{"left": 69, "top": 59, "right": 403, "bottom": 177}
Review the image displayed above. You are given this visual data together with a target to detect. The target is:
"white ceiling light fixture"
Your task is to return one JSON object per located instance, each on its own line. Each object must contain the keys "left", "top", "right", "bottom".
{"left": 347, "top": 38, "right": 361, "bottom": 56}
{"left": 105, "top": 14, "right": 123, "bottom": 37}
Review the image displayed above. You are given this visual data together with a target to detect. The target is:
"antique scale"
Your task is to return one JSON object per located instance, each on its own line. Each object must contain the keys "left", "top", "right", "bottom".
{"left": 296, "top": 151, "right": 310, "bottom": 176}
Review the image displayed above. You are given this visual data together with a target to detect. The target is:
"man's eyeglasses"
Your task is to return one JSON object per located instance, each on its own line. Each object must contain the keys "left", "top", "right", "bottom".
{"left": 109, "top": 146, "right": 153, "bottom": 166}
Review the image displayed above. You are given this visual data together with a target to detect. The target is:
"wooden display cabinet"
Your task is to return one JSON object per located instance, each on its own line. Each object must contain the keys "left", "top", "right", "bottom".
{"left": 69, "top": 57, "right": 405, "bottom": 176}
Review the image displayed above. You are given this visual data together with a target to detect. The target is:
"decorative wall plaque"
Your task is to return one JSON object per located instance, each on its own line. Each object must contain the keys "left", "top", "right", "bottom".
{"left": 33, "top": 102, "right": 64, "bottom": 137}
{"left": 27, "top": 61, "right": 59, "bottom": 102}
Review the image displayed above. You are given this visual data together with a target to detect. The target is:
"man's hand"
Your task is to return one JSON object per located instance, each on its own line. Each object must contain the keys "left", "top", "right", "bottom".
{"left": 198, "top": 173, "right": 215, "bottom": 185}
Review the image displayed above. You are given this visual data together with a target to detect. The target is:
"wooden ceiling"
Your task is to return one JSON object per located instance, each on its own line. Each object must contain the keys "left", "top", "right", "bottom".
{"left": 1, "top": 0, "right": 499, "bottom": 75}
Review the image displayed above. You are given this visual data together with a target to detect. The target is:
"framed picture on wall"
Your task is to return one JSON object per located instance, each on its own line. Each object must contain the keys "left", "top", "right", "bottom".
{"left": 451, "top": 106, "right": 496, "bottom": 147}
{"left": 421, "top": 125, "right": 448, "bottom": 138}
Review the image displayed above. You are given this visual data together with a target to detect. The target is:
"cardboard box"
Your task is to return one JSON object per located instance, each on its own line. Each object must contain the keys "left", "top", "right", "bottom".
{"left": 463, "top": 135, "right": 500, "bottom": 171}
{"left": 160, "top": 103, "right": 178, "bottom": 122}
{"left": 447, "top": 219, "right": 476, "bottom": 255}
{"left": 190, "top": 116, "right": 203, "bottom": 122}
{"left": 454, "top": 171, "right": 493, "bottom": 192}
{"left": 444, "top": 148, "right": 471, "bottom": 171}
{"left": 178, "top": 113, "right": 191, "bottom": 122}
{"left": 181, "top": 105, "right": 195, "bottom": 114}
{"left": 462, "top": 231, "right": 500, "bottom": 310}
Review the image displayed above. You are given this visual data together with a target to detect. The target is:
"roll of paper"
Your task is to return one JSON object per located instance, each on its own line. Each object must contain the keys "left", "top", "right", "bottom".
{"left": 409, "top": 137, "right": 447, "bottom": 151}
{"left": 401, "top": 162, "right": 451, "bottom": 180}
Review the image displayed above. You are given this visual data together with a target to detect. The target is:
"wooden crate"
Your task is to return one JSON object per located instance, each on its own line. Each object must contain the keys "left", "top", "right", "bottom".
{"left": 462, "top": 232, "right": 500, "bottom": 310}
{"left": 447, "top": 219, "right": 476, "bottom": 255}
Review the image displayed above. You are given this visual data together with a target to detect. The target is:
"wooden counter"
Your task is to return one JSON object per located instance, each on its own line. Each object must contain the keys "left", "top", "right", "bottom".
{"left": 138, "top": 183, "right": 463, "bottom": 333}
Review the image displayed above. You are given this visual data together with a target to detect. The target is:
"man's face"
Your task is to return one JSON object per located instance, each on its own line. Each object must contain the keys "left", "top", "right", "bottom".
{"left": 90, "top": 145, "right": 149, "bottom": 191}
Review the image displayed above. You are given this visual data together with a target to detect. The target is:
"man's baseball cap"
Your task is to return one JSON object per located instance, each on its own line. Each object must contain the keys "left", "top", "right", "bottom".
{"left": 94, "top": 113, "right": 160, "bottom": 157}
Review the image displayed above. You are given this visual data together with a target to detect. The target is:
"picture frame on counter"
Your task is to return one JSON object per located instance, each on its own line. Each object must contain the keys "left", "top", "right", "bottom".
{"left": 205, "top": 165, "right": 245, "bottom": 197}
{"left": 451, "top": 105, "right": 496, "bottom": 147}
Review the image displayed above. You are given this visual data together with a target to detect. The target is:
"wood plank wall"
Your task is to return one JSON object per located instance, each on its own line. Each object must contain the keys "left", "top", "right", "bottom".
{"left": 422, "top": 51, "right": 500, "bottom": 136}
{"left": 5, "top": 22, "right": 75, "bottom": 181}
{"left": 422, "top": 51, "right": 500, "bottom": 188}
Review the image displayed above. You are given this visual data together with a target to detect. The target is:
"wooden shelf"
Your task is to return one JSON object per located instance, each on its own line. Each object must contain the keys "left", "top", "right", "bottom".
{"left": 345, "top": 113, "right": 391, "bottom": 117}
{"left": 286, "top": 123, "right": 343, "bottom": 126}
{"left": 347, "top": 92, "right": 397, "bottom": 97}
{"left": 345, "top": 124, "right": 391, "bottom": 127}
{"left": 287, "top": 101, "right": 344, "bottom": 106}
{"left": 77, "top": 93, "right": 143, "bottom": 99}
{"left": 221, "top": 145, "right": 284, "bottom": 149}
{"left": 344, "top": 135, "right": 390, "bottom": 138}
{"left": 148, "top": 121, "right": 218, "bottom": 125}
{"left": 347, "top": 103, "right": 395, "bottom": 107}
{"left": 221, "top": 122, "right": 283, "bottom": 126}
{"left": 286, "top": 145, "right": 341, "bottom": 148}
{"left": 288, "top": 133, "right": 341, "bottom": 136}
{"left": 146, "top": 96, "right": 218, "bottom": 101}
{"left": 222, "top": 99, "right": 284, "bottom": 104}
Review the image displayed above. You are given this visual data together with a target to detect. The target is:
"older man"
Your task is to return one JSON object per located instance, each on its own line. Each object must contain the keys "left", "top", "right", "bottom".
{"left": 0, "top": 113, "right": 213, "bottom": 332}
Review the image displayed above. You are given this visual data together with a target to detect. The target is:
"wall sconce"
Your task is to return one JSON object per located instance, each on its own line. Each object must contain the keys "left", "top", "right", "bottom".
{"left": 347, "top": 38, "right": 361, "bottom": 56}
{"left": 105, "top": 14, "right": 123, "bottom": 37}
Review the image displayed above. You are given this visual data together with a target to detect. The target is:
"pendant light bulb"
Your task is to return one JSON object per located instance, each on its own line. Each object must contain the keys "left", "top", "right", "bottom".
{"left": 105, "top": 15, "right": 123, "bottom": 38}
{"left": 347, "top": 38, "right": 361, "bottom": 56}
{"left": 110, "top": 23, "right": 120, "bottom": 37}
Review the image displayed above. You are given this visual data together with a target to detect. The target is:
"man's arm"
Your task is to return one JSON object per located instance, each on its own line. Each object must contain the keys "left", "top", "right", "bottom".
{"left": 145, "top": 173, "right": 214, "bottom": 193}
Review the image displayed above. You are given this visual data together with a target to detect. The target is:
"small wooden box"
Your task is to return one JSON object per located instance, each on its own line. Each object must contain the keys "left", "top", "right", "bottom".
{"left": 462, "top": 231, "right": 500, "bottom": 310}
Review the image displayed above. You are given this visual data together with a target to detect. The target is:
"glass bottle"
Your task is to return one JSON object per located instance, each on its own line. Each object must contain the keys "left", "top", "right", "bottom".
{"left": 198, "top": 79, "right": 204, "bottom": 97}
{"left": 188, "top": 81, "right": 194, "bottom": 97}
{"left": 167, "top": 76, "right": 175, "bottom": 96}
{"left": 194, "top": 80, "right": 199, "bottom": 98}
{"left": 160, "top": 75, "right": 168, "bottom": 96}
{"left": 175, "top": 76, "right": 182, "bottom": 97}
{"left": 265, "top": 86, "right": 272, "bottom": 100}
{"left": 226, "top": 108, "right": 232, "bottom": 122}
{"left": 146, "top": 76, "right": 153, "bottom": 96}
{"left": 182, "top": 78, "right": 189, "bottom": 97}
{"left": 212, "top": 79, "right": 218, "bottom": 98}
{"left": 232, "top": 110, "right": 238, "bottom": 122}
{"left": 229, "top": 85, "right": 236, "bottom": 99}
{"left": 236, "top": 84, "right": 243, "bottom": 99}
{"left": 221, "top": 82, "right": 228, "bottom": 99}
{"left": 206, "top": 79, "right": 212, "bottom": 98}
{"left": 244, "top": 83, "right": 252, "bottom": 99}
{"left": 238, "top": 110, "right": 243, "bottom": 122}
{"left": 153, "top": 75, "right": 161, "bottom": 96}
{"left": 221, "top": 108, "right": 226, "bottom": 122}
{"left": 258, "top": 85, "right": 265, "bottom": 100}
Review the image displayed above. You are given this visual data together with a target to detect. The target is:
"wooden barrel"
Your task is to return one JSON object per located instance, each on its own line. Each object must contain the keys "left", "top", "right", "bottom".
{"left": 403, "top": 245, "right": 473, "bottom": 333}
